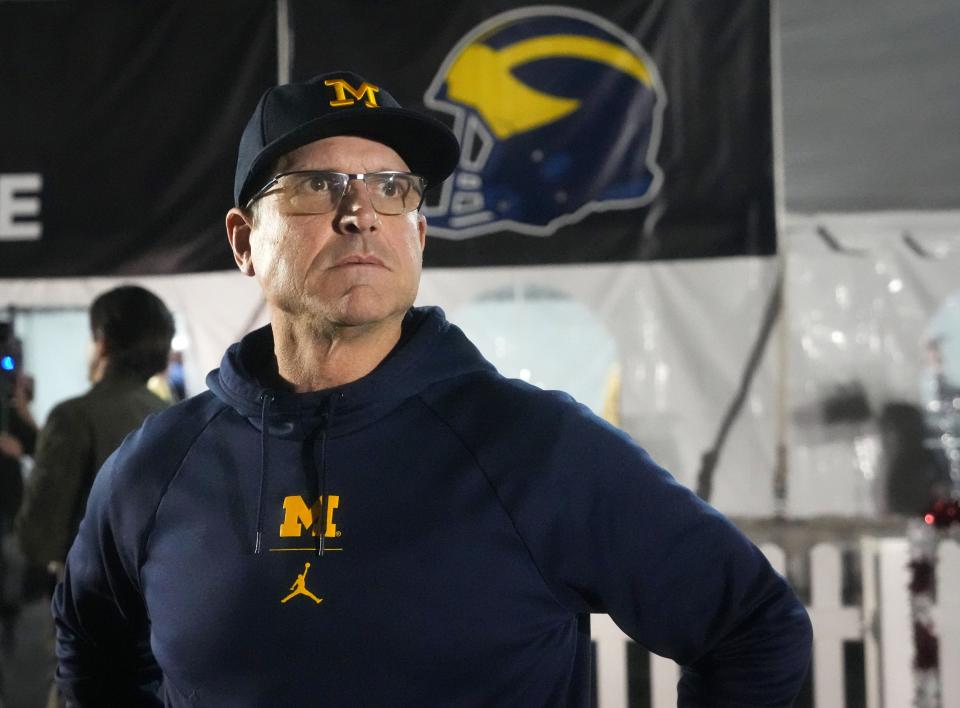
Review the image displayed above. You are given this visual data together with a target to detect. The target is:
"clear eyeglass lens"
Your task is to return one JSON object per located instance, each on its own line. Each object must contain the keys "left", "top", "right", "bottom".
{"left": 280, "top": 172, "right": 423, "bottom": 215}
{"left": 287, "top": 173, "right": 347, "bottom": 213}
{"left": 365, "top": 174, "right": 423, "bottom": 215}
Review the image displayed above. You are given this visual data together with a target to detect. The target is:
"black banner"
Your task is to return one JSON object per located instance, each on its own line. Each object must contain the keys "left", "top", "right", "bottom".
{"left": 0, "top": 1, "right": 772, "bottom": 276}
{"left": 291, "top": 0, "right": 775, "bottom": 265}
{"left": 0, "top": 1, "right": 276, "bottom": 277}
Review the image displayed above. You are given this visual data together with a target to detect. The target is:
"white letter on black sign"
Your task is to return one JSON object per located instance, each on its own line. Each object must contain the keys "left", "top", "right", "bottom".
{"left": 0, "top": 173, "right": 43, "bottom": 241}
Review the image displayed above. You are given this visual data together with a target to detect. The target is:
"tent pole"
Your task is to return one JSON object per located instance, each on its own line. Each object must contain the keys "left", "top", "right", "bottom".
{"left": 769, "top": 0, "right": 790, "bottom": 518}
{"left": 277, "top": 0, "right": 291, "bottom": 85}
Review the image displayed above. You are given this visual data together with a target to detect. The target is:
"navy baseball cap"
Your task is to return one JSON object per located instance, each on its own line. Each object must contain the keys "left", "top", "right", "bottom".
{"left": 234, "top": 71, "right": 461, "bottom": 208}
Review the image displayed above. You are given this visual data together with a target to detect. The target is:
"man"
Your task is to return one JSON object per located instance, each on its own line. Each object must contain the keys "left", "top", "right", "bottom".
{"left": 0, "top": 326, "right": 37, "bottom": 584}
{"left": 1, "top": 373, "right": 37, "bottom": 608}
{"left": 53, "top": 72, "right": 811, "bottom": 706}
{"left": 0, "top": 367, "right": 36, "bottom": 703}
{"left": 0, "top": 371, "right": 37, "bottom": 541}
{"left": 18, "top": 285, "right": 174, "bottom": 572}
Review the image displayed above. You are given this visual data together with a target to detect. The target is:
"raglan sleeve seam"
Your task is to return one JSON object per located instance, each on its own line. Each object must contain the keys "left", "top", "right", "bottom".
{"left": 415, "top": 393, "right": 576, "bottom": 616}
{"left": 123, "top": 404, "right": 230, "bottom": 590}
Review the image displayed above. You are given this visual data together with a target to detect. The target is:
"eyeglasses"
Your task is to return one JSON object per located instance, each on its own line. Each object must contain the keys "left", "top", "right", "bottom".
{"left": 246, "top": 170, "right": 426, "bottom": 215}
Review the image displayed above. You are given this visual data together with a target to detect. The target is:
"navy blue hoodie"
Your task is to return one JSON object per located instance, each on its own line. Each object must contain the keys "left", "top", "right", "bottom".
{"left": 54, "top": 306, "right": 811, "bottom": 707}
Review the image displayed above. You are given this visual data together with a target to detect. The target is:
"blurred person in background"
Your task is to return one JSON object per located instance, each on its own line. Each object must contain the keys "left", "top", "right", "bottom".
{"left": 17, "top": 284, "right": 174, "bottom": 576}
{"left": 1, "top": 374, "right": 37, "bottom": 619}
{"left": 0, "top": 369, "right": 37, "bottom": 707}
{"left": 15, "top": 285, "right": 173, "bottom": 708}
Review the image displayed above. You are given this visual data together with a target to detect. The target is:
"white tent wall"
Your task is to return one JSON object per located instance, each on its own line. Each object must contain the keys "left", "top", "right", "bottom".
{"left": 783, "top": 211, "right": 960, "bottom": 517}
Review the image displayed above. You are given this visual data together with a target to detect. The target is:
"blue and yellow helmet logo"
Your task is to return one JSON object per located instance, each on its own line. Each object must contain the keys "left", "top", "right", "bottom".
{"left": 423, "top": 6, "right": 666, "bottom": 239}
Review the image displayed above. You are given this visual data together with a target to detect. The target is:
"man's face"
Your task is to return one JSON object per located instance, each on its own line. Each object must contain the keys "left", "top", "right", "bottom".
{"left": 232, "top": 136, "right": 427, "bottom": 332}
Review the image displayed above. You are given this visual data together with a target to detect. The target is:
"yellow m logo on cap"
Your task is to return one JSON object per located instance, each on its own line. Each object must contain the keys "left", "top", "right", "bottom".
{"left": 324, "top": 78, "right": 380, "bottom": 108}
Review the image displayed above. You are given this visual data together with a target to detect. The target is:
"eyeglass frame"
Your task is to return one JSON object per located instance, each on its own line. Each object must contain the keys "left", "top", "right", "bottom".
{"left": 244, "top": 170, "right": 428, "bottom": 215}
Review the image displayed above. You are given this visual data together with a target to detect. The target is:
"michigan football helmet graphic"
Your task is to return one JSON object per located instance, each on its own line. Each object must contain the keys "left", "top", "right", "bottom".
{"left": 423, "top": 6, "right": 666, "bottom": 239}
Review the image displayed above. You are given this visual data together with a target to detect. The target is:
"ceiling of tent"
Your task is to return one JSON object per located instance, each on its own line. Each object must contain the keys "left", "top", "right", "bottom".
{"left": 779, "top": 0, "right": 960, "bottom": 212}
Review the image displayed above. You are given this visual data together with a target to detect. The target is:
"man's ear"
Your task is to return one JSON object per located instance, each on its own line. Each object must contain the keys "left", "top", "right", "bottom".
{"left": 88, "top": 334, "right": 109, "bottom": 384}
{"left": 226, "top": 208, "right": 255, "bottom": 276}
{"left": 417, "top": 212, "right": 427, "bottom": 253}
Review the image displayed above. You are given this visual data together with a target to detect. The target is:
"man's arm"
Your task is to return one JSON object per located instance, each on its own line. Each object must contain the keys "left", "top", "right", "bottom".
{"left": 545, "top": 404, "right": 811, "bottom": 705}
{"left": 442, "top": 384, "right": 812, "bottom": 706}
{"left": 51, "top": 444, "right": 162, "bottom": 706}
{"left": 51, "top": 394, "right": 222, "bottom": 707}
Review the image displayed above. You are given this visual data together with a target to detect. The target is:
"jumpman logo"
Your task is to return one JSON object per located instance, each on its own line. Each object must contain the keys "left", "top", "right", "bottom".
{"left": 280, "top": 562, "right": 323, "bottom": 604}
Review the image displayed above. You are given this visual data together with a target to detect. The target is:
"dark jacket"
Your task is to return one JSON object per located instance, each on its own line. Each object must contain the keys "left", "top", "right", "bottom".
{"left": 53, "top": 307, "right": 811, "bottom": 707}
{"left": 16, "top": 373, "right": 168, "bottom": 565}
{"left": 0, "top": 406, "right": 37, "bottom": 525}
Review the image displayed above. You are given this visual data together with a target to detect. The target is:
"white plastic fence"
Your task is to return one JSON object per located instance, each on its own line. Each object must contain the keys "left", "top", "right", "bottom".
{"left": 591, "top": 539, "right": 960, "bottom": 708}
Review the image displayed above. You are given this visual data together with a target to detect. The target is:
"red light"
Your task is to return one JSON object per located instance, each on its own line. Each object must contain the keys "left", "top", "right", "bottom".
{"left": 924, "top": 514, "right": 935, "bottom": 525}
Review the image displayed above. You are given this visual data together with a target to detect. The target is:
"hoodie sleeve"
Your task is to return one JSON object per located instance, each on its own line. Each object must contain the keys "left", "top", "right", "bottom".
{"left": 51, "top": 395, "right": 222, "bottom": 707}
{"left": 52, "top": 442, "right": 163, "bottom": 707}
{"left": 438, "top": 381, "right": 812, "bottom": 706}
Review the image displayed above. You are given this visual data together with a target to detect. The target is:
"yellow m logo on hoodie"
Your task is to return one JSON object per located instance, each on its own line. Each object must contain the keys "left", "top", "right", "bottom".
{"left": 279, "top": 495, "right": 340, "bottom": 537}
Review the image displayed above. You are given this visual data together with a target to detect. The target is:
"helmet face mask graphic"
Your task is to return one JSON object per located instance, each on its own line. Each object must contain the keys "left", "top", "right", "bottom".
{"left": 422, "top": 6, "right": 666, "bottom": 240}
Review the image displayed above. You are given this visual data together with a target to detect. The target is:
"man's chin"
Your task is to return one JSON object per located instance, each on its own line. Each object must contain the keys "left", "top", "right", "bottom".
{"left": 331, "top": 309, "right": 402, "bottom": 330}
{"left": 322, "top": 294, "right": 408, "bottom": 331}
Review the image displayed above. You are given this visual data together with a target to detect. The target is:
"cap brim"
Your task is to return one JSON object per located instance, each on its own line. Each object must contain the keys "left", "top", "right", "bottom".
{"left": 239, "top": 107, "right": 460, "bottom": 207}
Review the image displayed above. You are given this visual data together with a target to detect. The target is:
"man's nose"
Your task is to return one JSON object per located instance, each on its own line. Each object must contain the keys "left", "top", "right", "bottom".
{"left": 335, "top": 179, "right": 379, "bottom": 234}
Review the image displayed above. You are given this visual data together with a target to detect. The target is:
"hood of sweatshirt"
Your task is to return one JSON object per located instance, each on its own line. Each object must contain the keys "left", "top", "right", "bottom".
{"left": 206, "top": 306, "right": 495, "bottom": 554}
{"left": 207, "top": 306, "right": 494, "bottom": 441}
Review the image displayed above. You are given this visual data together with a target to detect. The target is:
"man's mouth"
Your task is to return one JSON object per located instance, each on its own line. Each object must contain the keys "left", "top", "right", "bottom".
{"left": 333, "top": 254, "right": 387, "bottom": 268}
